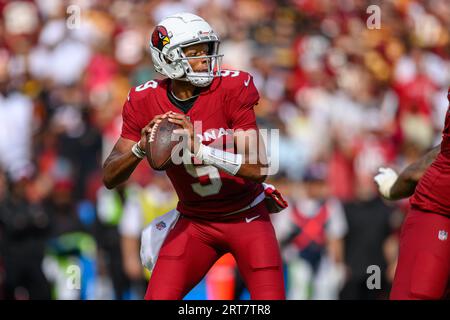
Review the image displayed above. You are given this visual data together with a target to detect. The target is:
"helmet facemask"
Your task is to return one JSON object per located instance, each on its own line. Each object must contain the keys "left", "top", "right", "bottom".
{"left": 178, "top": 40, "right": 223, "bottom": 87}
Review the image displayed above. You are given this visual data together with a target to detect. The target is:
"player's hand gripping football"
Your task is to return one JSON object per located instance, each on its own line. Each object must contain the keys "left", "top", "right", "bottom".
{"left": 139, "top": 112, "right": 171, "bottom": 150}
{"left": 374, "top": 167, "right": 398, "bottom": 200}
{"left": 168, "top": 112, "right": 201, "bottom": 155}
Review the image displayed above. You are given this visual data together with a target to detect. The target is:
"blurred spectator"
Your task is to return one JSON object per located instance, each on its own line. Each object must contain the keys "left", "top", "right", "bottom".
{"left": 118, "top": 173, "right": 178, "bottom": 298}
{"left": 0, "top": 169, "right": 7, "bottom": 299}
{"left": 339, "top": 166, "right": 399, "bottom": 300}
{"left": 0, "top": 51, "right": 34, "bottom": 178}
{"left": 276, "top": 163, "right": 347, "bottom": 300}
{"left": 95, "top": 184, "right": 134, "bottom": 299}
{"left": 0, "top": 172, "right": 51, "bottom": 300}
{"left": 40, "top": 173, "right": 98, "bottom": 300}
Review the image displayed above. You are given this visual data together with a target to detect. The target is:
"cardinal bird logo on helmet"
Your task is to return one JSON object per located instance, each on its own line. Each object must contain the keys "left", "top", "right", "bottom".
{"left": 152, "top": 26, "right": 170, "bottom": 51}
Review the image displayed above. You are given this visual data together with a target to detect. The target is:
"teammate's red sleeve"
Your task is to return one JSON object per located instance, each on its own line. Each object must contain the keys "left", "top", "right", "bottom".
{"left": 228, "top": 74, "right": 260, "bottom": 131}
{"left": 120, "top": 98, "right": 141, "bottom": 142}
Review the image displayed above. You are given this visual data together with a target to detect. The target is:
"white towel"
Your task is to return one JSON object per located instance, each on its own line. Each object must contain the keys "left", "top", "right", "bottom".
{"left": 140, "top": 209, "right": 180, "bottom": 271}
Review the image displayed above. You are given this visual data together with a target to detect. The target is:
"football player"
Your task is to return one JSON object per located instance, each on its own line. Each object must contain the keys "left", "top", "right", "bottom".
{"left": 374, "top": 88, "right": 450, "bottom": 299}
{"left": 103, "top": 13, "right": 286, "bottom": 300}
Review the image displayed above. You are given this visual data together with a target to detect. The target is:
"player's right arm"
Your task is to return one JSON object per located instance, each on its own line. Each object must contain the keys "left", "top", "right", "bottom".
{"left": 102, "top": 137, "right": 142, "bottom": 189}
{"left": 102, "top": 114, "right": 168, "bottom": 189}
{"left": 374, "top": 144, "right": 441, "bottom": 200}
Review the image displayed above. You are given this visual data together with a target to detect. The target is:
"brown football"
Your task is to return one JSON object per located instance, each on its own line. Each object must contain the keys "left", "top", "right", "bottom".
{"left": 145, "top": 117, "right": 183, "bottom": 171}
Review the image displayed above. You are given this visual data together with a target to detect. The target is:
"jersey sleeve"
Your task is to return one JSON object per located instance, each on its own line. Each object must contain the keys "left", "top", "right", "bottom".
{"left": 227, "top": 74, "right": 260, "bottom": 131}
{"left": 120, "top": 97, "right": 142, "bottom": 142}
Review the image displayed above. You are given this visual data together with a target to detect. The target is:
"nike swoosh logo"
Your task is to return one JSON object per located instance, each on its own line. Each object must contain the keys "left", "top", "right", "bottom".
{"left": 244, "top": 75, "right": 251, "bottom": 87}
{"left": 245, "top": 215, "right": 260, "bottom": 223}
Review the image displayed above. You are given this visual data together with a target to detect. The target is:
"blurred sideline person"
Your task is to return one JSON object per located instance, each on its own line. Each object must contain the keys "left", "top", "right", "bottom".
{"left": 42, "top": 178, "right": 97, "bottom": 300}
{"left": 339, "top": 182, "right": 396, "bottom": 300}
{"left": 0, "top": 170, "right": 51, "bottom": 300}
{"left": 96, "top": 183, "right": 137, "bottom": 299}
{"left": 374, "top": 88, "right": 450, "bottom": 300}
{"left": 279, "top": 164, "right": 347, "bottom": 300}
{"left": 118, "top": 173, "right": 177, "bottom": 297}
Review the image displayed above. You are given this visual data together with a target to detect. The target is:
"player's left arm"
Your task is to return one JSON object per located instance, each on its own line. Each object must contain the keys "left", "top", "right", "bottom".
{"left": 374, "top": 144, "right": 441, "bottom": 200}
{"left": 232, "top": 128, "right": 268, "bottom": 182}
{"left": 168, "top": 112, "right": 268, "bottom": 182}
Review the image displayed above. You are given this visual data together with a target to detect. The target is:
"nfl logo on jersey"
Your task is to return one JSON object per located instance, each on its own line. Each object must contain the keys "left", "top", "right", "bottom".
{"left": 438, "top": 230, "right": 448, "bottom": 241}
{"left": 156, "top": 221, "right": 167, "bottom": 231}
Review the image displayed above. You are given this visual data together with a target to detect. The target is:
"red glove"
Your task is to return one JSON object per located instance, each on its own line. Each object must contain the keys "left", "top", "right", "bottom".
{"left": 263, "top": 183, "right": 288, "bottom": 213}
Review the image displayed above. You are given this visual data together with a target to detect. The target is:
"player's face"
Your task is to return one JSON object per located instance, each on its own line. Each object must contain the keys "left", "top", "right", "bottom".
{"left": 183, "top": 43, "right": 210, "bottom": 73}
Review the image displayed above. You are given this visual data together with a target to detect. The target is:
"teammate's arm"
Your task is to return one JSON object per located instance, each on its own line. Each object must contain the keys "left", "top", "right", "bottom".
{"left": 374, "top": 144, "right": 441, "bottom": 200}
{"left": 102, "top": 114, "right": 168, "bottom": 189}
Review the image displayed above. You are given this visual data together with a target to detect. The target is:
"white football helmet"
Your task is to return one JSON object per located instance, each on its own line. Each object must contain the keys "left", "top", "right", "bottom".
{"left": 149, "top": 12, "right": 223, "bottom": 87}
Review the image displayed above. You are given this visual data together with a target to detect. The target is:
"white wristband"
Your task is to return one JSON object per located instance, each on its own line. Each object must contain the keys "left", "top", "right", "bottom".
{"left": 131, "top": 142, "right": 146, "bottom": 159}
{"left": 195, "top": 144, "right": 242, "bottom": 176}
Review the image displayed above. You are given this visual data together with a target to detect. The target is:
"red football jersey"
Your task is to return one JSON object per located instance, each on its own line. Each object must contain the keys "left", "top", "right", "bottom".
{"left": 121, "top": 70, "right": 264, "bottom": 218}
{"left": 410, "top": 88, "right": 450, "bottom": 216}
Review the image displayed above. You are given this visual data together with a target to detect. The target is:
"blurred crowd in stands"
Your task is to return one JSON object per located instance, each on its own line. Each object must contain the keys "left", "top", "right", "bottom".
{"left": 0, "top": 0, "right": 448, "bottom": 300}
